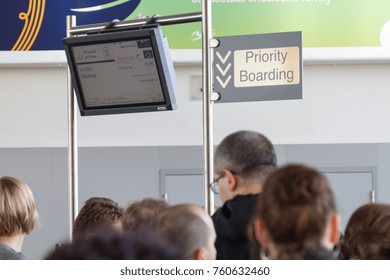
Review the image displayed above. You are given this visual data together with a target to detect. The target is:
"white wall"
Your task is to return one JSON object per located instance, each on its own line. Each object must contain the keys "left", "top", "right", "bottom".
{"left": 1, "top": 49, "right": 390, "bottom": 148}
{"left": 0, "top": 66, "right": 68, "bottom": 147}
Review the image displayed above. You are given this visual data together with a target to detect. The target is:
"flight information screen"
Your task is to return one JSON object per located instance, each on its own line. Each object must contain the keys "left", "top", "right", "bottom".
{"left": 72, "top": 38, "right": 165, "bottom": 108}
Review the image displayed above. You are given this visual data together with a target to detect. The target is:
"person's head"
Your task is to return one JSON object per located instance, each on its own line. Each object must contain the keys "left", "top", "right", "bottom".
{"left": 122, "top": 198, "right": 169, "bottom": 235}
{"left": 213, "top": 130, "right": 277, "bottom": 202}
{"left": 154, "top": 204, "right": 216, "bottom": 260}
{"left": 72, "top": 197, "right": 123, "bottom": 243}
{"left": 46, "top": 227, "right": 182, "bottom": 260}
{"left": 342, "top": 203, "right": 390, "bottom": 260}
{"left": 254, "top": 164, "right": 340, "bottom": 259}
{"left": 0, "top": 176, "right": 38, "bottom": 237}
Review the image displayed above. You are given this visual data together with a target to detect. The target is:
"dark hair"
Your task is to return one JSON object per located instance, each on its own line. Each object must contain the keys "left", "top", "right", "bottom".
{"left": 46, "top": 227, "right": 182, "bottom": 260}
{"left": 214, "top": 130, "right": 276, "bottom": 183}
{"left": 256, "top": 164, "right": 336, "bottom": 259}
{"left": 342, "top": 203, "right": 390, "bottom": 260}
{"left": 72, "top": 197, "right": 123, "bottom": 242}
{"left": 122, "top": 198, "right": 169, "bottom": 234}
{"left": 247, "top": 216, "right": 262, "bottom": 259}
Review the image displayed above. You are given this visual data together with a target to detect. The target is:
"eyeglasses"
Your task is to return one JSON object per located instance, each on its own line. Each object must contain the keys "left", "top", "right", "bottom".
{"left": 209, "top": 174, "right": 224, "bottom": 195}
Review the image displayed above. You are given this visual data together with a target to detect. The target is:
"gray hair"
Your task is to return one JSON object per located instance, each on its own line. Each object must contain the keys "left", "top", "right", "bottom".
{"left": 214, "top": 130, "right": 277, "bottom": 183}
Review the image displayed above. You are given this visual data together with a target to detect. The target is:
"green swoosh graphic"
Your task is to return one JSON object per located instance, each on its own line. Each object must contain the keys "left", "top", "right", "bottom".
{"left": 71, "top": 0, "right": 131, "bottom": 12}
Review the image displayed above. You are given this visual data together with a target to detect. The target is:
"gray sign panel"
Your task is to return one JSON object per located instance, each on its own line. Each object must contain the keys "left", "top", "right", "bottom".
{"left": 213, "top": 31, "right": 302, "bottom": 103}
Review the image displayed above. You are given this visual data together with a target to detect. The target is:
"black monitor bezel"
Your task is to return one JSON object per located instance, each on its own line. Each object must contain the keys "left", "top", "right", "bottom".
{"left": 63, "top": 26, "right": 177, "bottom": 116}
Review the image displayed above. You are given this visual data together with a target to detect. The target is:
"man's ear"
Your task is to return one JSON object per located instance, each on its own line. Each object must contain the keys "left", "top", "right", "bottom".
{"left": 254, "top": 218, "right": 270, "bottom": 248}
{"left": 224, "top": 169, "right": 238, "bottom": 192}
{"left": 192, "top": 247, "right": 206, "bottom": 260}
{"left": 329, "top": 213, "right": 341, "bottom": 245}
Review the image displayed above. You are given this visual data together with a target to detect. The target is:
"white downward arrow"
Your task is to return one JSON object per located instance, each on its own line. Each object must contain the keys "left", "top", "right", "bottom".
{"left": 216, "top": 63, "right": 231, "bottom": 76}
{"left": 216, "top": 51, "right": 232, "bottom": 64}
{"left": 216, "top": 75, "right": 232, "bottom": 88}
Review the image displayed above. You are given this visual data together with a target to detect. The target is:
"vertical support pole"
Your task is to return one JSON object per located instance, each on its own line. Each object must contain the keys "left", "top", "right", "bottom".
{"left": 66, "top": 15, "right": 79, "bottom": 240}
{"left": 202, "top": 0, "right": 215, "bottom": 215}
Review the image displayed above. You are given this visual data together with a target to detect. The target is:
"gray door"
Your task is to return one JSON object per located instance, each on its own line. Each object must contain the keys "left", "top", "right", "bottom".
{"left": 159, "top": 169, "right": 222, "bottom": 208}
{"left": 160, "top": 167, "right": 376, "bottom": 233}
{"left": 320, "top": 167, "right": 376, "bottom": 232}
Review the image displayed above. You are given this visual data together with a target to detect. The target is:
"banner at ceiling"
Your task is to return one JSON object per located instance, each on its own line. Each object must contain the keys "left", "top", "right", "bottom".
{"left": 1, "top": 0, "right": 390, "bottom": 51}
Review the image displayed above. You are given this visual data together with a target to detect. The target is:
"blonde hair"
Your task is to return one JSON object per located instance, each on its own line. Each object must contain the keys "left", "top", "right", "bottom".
{"left": 0, "top": 176, "right": 38, "bottom": 235}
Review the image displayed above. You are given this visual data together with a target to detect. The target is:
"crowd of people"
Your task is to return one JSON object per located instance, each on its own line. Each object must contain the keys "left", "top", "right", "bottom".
{"left": 1, "top": 130, "right": 390, "bottom": 260}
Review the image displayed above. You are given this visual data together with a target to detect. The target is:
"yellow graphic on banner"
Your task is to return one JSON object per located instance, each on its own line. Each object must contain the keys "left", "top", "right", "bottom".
{"left": 12, "top": 0, "right": 46, "bottom": 51}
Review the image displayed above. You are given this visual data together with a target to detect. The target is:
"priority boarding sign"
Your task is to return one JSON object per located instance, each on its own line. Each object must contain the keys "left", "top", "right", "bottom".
{"left": 213, "top": 31, "right": 302, "bottom": 103}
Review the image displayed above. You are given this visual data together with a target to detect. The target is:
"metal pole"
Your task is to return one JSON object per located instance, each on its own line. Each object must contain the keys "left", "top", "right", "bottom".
{"left": 65, "top": 11, "right": 208, "bottom": 215}
{"left": 66, "top": 15, "right": 79, "bottom": 241}
{"left": 68, "top": 12, "right": 202, "bottom": 36}
{"left": 202, "top": 0, "right": 214, "bottom": 215}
